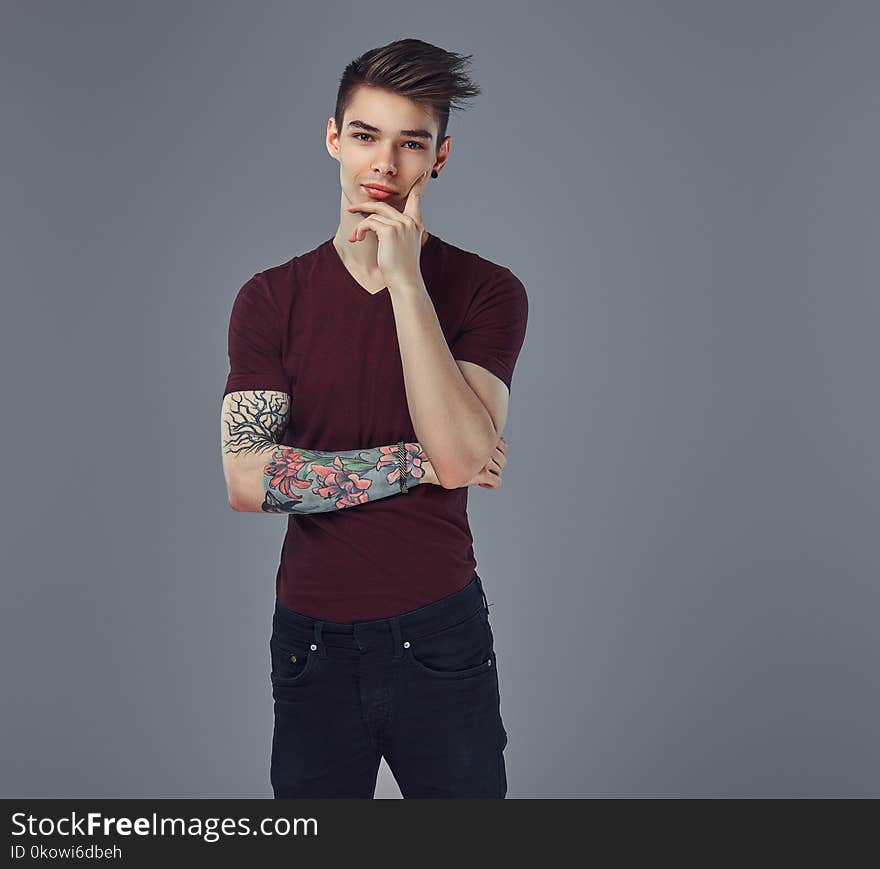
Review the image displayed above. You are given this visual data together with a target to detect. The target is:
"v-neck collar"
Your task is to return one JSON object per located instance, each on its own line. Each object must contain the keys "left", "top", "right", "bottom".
{"left": 325, "top": 232, "right": 440, "bottom": 302}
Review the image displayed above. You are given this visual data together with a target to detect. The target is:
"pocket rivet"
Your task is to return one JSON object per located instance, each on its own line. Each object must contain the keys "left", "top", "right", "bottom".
{"left": 310, "top": 643, "right": 317, "bottom": 651}
{"left": 403, "top": 641, "right": 410, "bottom": 648}
{"left": 290, "top": 654, "right": 297, "bottom": 663}
{"left": 487, "top": 659, "right": 492, "bottom": 666}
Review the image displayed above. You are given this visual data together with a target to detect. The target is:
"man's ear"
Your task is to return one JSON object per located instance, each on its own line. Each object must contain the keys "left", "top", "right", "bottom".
{"left": 432, "top": 135, "right": 452, "bottom": 176}
{"left": 326, "top": 117, "right": 340, "bottom": 161}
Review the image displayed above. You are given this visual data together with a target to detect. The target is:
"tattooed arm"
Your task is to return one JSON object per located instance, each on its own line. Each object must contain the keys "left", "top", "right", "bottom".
{"left": 221, "top": 389, "right": 440, "bottom": 514}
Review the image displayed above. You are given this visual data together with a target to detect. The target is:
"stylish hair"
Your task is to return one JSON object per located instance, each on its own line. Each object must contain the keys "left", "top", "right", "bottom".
{"left": 333, "top": 38, "right": 481, "bottom": 153}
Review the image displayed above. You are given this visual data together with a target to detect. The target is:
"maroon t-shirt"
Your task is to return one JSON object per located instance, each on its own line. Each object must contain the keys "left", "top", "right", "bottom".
{"left": 222, "top": 231, "right": 528, "bottom": 621}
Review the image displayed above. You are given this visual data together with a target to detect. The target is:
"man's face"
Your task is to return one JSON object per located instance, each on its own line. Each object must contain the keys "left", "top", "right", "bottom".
{"left": 327, "top": 85, "right": 447, "bottom": 210}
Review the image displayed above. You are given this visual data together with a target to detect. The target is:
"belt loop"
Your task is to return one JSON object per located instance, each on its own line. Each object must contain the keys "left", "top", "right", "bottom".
{"left": 313, "top": 620, "right": 327, "bottom": 658}
{"left": 390, "top": 617, "right": 403, "bottom": 658}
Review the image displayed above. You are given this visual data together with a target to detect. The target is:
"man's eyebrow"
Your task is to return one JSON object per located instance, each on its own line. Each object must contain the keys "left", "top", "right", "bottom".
{"left": 347, "top": 119, "right": 434, "bottom": 141}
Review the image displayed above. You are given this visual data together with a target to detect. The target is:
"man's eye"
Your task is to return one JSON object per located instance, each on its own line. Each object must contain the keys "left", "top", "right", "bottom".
{"left": 353, "top": 133, "right": 423, "bottom": 150}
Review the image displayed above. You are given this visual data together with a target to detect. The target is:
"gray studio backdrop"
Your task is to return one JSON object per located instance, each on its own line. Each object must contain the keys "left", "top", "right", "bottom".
{"left": 2, "top": 1, "right": 878, "bottom": 798}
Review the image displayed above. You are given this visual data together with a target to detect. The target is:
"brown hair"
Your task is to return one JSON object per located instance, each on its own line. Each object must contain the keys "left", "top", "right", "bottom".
{"left": 333, "top": 38, "right": 481, "bottom": 154}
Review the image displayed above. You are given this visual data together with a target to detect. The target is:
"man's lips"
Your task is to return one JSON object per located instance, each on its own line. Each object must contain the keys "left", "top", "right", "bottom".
{"left": 362, "top": 184, "right": 395, "bottom": 199}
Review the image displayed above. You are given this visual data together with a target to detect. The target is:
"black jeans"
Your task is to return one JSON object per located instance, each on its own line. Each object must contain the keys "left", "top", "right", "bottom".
{"left": 268, "top": 571, "right": 508, "bottom": 798}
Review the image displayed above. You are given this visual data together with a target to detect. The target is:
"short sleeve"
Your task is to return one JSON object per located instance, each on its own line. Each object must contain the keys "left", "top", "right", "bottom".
{"left": 222, "top": 273, "right": 289, "bottom": 398}
{"left": 450, "top": 266, "right": 529, "bottom": 392}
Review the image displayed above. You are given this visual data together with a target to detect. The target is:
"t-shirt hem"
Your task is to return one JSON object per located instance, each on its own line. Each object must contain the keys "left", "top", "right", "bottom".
{"left": 452, "top": 353, "right": 513, "bottom": 391}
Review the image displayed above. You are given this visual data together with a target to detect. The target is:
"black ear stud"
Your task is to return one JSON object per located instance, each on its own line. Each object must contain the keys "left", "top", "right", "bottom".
{"left": 431, "top": 169, "right": 438, "bottom": 179}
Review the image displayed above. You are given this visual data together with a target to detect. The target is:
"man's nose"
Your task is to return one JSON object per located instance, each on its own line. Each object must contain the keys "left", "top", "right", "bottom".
{"left": 373, "top": 150, "right": 397, "bottom": 174}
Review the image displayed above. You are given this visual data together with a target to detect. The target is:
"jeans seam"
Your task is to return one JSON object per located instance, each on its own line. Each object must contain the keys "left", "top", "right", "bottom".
{"left": 403, "top": 606, "right": 485, "bottom": 643}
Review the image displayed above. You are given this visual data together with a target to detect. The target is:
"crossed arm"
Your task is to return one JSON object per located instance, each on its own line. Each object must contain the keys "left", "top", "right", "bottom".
{"left": 221, "top": 389, "right": 505, "bottom": 515}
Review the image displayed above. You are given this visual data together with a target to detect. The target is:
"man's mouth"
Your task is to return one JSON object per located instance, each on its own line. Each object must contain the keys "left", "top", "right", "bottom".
{"left": 362, "top": 184, "right": 395, "bottom": 200}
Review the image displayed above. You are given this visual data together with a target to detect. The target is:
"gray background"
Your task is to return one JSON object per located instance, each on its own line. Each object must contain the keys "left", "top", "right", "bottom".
{"left": 2, "top": 0, "right": 878, "bottom": 798}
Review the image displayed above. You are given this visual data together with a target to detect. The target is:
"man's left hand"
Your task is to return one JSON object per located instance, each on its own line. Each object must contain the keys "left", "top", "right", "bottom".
{"left": 345, "top": 168, "right": 432, "bottom": 291}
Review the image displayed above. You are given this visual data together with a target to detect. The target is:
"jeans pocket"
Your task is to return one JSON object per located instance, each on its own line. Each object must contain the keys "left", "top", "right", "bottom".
{"left": 269, "top": 631, "right": 319, "bottom": 686}
{"left": 403, "top": 609, "right": 496, "bottom": 680}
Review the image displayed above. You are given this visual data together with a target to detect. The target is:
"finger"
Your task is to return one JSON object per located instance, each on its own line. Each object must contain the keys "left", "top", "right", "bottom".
{"left": 345, "top": 200, "right": 407, "bottom": 222}
{"left": 479, "top": 471, "right": 498, "bottom": 487}
{"left": 352, "top": 213, "right": 398, "bottom": 231}
{"left": 403, "top": 168, "right": 431, "bottom": 223}
{"left": 350, "top": 218, "right": 380, "bottom": 242}
{"left": 349, "top": 214, "right": 397, "bottom": 242}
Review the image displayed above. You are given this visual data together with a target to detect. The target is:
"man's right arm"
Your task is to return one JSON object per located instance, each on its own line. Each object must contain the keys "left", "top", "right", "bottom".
{"left": 221, "top": 389, "right": 440, "bottom": 514}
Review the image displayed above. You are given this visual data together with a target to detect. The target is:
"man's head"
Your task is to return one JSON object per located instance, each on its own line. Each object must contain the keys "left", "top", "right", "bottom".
{"left": 326, "top": 38, "right": 481, "bottom": 208}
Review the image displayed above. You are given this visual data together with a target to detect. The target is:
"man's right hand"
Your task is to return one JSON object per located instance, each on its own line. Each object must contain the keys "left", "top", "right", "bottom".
{"left": 468, "top": 435, "right": 508, "bottom": 489}
{"left": 422, "top": 435, "right": 509, "bottom": 489}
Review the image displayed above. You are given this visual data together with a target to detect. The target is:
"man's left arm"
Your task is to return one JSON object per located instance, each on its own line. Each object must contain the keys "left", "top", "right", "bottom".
{"left": 345, "top": 177, "right": 527, "bottom": 489}
{"left": 388, "top": 275, "right": 523, "bottom": 489}
{"left": 389, "top": 281, "right": 499, "bottom": 488}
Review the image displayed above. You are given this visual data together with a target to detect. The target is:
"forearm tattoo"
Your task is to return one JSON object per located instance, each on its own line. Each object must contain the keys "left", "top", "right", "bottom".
{"left": 262, "top": 441, "right": 428, "bottom": 513}
{"left": 222, "top": 390, "right": 429, "bottom": 514}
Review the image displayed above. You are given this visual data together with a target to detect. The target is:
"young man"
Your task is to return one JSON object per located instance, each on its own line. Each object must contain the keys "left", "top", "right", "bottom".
{"left": 220, "top": 38, "right": 528, "bottom": 798}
